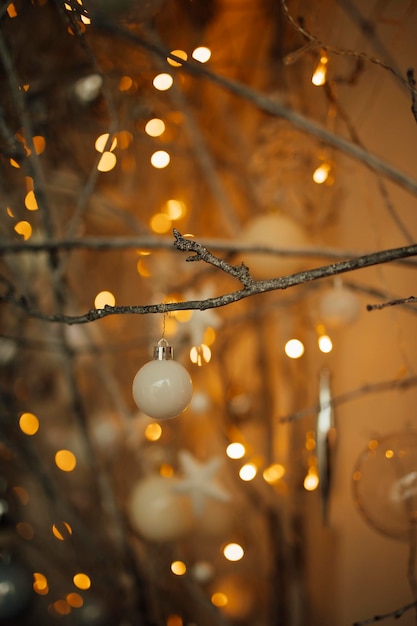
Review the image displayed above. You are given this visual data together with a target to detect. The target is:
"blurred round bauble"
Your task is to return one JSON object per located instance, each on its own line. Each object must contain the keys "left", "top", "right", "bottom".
{"left": 0, "top": 561, "right": 33, "bottom": 620}
{"left": 238, "top": 213, "right": 309, "bottom": 279}
{"left": 353, "top": 432, "right": 417, "bottom": 541}
{"left": 318, "top": 282, "right": 361, "bottom": 328}
{"left": 132, "top": 343, "right": 193, "bottom": 420}
{"left": 127, "top": 475, "right": 194, "bottom": 542}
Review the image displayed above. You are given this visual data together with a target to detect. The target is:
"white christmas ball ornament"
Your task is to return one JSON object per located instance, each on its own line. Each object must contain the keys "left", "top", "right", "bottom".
{"left": 128, "top": 475, "right": 193, "bottom": 542}
{"left": 239, "top": 213, "right": 309, "bottom": 279}
{"left": 132, "top": 340, "right": 193, "bottom": 420}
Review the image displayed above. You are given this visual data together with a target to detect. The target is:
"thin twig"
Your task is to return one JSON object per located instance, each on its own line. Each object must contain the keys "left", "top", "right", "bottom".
{"left": 278, "top": 375, "right": 417, "bottom": 424}
{"left": 367, "top": 296, "right": 417, "bottom": 311}
{"left": 353, "top": 600, "right": 417, "bottom": 626}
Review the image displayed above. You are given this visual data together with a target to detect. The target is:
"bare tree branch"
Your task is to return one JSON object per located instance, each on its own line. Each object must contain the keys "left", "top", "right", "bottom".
{"left": 2, "top": 232, "right": 417, "bottom": 324}
{"left": 367, "top": 296, "right": 417, "bottom": 311}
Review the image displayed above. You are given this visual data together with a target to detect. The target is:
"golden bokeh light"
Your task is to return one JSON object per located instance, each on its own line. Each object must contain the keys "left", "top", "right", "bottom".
{"left": 192, "top": 46, "right": 211, "bottom": 63}
{"left": 239, "top": 463, "right": 257, "bottom": 481}
{"left": 53, "top": 599, "right": 71, "bottom": 615}
{"left": 14, "top": 220, "right": 32, "bottom": 240}
{"left": 95, "top": 133, "right": 117, "bottom": 153}
{"left": 313, "top": 162, "right": 331, "bottom": 184}
{"left": 19, "top": 412, "right": 39, "bottom": 435}
{"left": 24, "top": 190, "right": 38, "bottom": 211}
{"left": 284, "top": 339, "right": 305, "bottom": 359}
{"left": 304, "top": 468, "right": 319, "bottom": 491}
{"left": 149, "top": 212, "right": 172, "bottom": 233}
{"left": 97, "top": 151, "right": 117, "bottom": 172}
{"left": 163, "top": 198, "right": 186, "bottom": 220}
{"left": 150, "top": 150, "right": 170, "bottom": 169}
{"left": 223, "top": 542, "right": 244, "bottom": 562}
{"left": 145, "top": 118, "right": 166, "bottom": 137}
{"left": 159, "top": 463, "right": 174, "bottom": 477}
{"left": 66, "top": 593, "right": 83, "bottom": 608}
{"left": 171, "top": 560, "right": 187, "bottom": 575}
{"left": 137, "top": 258, "right": 152, "bottom": 277}
{"left": 189, "top": 344, "right": 211, "bottom": 366}
{"left": 153, "top": 73, "right": 173, "bottom": 90}
{"left": 32, "top": 135, "right": 46, "bottom": 154}
{"left": 263, "top": 463, "right": 285, "bottom": 484}
{"left": 144, "top": 423, "right": 162, "bottom": 441}
{"left": 73, "top": 573, "right": 91, "bottom": 590}
{"left": 318, "top": 334, "right": 333, "bottom": 353}
{"left": 52, "top": 521, "right": 73, "bottom": 540}
{"left": 167, "top": 49, "right": 188, "bottom": 66}
{"left": 55, "top": 450, "right": 77, "bottom": 472}
{"left": 119, "top": 75, "right": 133, "bottom": 91}
{"left": 211, "top": 592, "right": 228, "bottom": 607}
{"left": 312, "top": 53, "right": 328, "bottom": 86}
{"left": 12, "top": 486, "right": 29, "bottom": 505}
{"left": 226, "top": 442, "right": 245, "bottom": 460}
{"left": 166, "top": 615, "right": 183, "bottom": 626}
{"left": 33, "top": 573, "right": 48, "bottom": 595}
{"left": 94, "top": 290, "right": 116, "bottom": 309}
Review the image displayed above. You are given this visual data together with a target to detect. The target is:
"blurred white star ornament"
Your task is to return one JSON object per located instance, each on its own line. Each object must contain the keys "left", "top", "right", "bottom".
{"left": 175, "top": 450, "right": 231, "bottom": 515}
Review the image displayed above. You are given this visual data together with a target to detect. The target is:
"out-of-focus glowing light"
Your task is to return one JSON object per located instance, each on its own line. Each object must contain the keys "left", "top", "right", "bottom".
{"left": 284, "top": 339, "right": 304, "bottom": 359}
{"left": 163, "top": 198, "right": 186, "bottom": 220}
{"left": 97, "top": 151, "right": 117, "bottom": 172}
{"left": 32, "top": 136, "right": 46, "bottom": 155}
{"left": 167, "top": 49, "right": 187, "bottom": 67}
{"left": 226, "top": 442, "right": 245, "bottom": 459}
{"left": 52, "top": 522, "right": 73, "bottom": 541}
{"left": 53, "top": 599, "right": 71, "bottom": 615}
{"left": 239, "top": 463, "right": 257, "bottom": 481}
{"left": 94, "top": 290, "right": 115, "bottom": 309}
{"left": 304, "top": 468, "right": 319, "bottom": 491}
{"left": 7, "top": 3, "right": 17, "bottom": 17}
{"left": 14, "top": 221, "right": 32, "bottom": 240}
{"left": 73, "top": 573, "right": 91, "bottom": 590}
{"left": 145, "top": 118, "right": 166, "bottom": 137}
{"left": 192, "top": 47, "right": 211, "bottom": 63}
{"left": 16, "top": 521, "right": 34, "bottom": 540}
{"left": 189, "top": 344, "right": 211, "bottom": 366}
{"left": 313, "top": 162, "right": 331, "bottom": 184}
{"left": 171, "top": 560, "right": 187, "bottom": 575}
{"left": 318, "top": 334, "right": 333, "bottom": 353}
{"left": 24, "top": 190, "right": 38, "bottom": 211}
{"left": 150, "top": 212, "right": 171, "bottom": 233}
{"left": 150, "top": 150, "right": 170, "bottom": 168}
{"left": 263, "top": 463, "right": 285, "bottom": 484}
{"left": 159, "top": 464, "right": 174, "bottom": 477}
{"left": 66, "top": 593, "right": 83, "bottom": 608}
{"left": 12, "top": 486, "right": 29, "bottom": 504}
{"left": 223, "top": 542, "right": 244, "bottom": 561}
{"left": 312, "top": 53, "right": 328, "bottom": 86}
{"left": 33, "top": 573, "right": 48, "bottom": 595}
{"left": 19, "top": 412, "right": 39, "bottom": 435}
{"left": 119, "top": 75, "right": 133, "bottom": 91}
{"left": 55, "top": 450, "right": 77, "bottom": 472}
{"left": 145, "top": 423, "right": 162, "bottom": 441}
{"left": 211, "top": 592, "right": 228, "bottom": 607}
{"left": 95, "top": 133, "right": 117, "bottom": 153}
{"left": 166, "top": 615, "right": 183, "bottom": 626}
{"left": 153, "top": 73, "right": 173, "bottom": 91}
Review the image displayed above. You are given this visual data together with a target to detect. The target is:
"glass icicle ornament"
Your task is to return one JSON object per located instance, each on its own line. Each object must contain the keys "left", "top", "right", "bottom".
{"left": 132, "top": 338, "right": 193, "bottom": 420}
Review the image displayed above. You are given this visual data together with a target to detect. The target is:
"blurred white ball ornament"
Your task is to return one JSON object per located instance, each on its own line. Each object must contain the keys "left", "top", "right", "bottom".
{"left": 132, "top": 339, "right": 193, "bottom": 420}
{"left": 353, "top": 432, "right": 417, "bottom": 541}
{"left": 318, "top": 280, "right": 361, "bottom": 328}
{"left": 127, "top": 475, "right": 193, "bottom": 542}
{"left": 239, "top": 213, "right": 308, "bottom": 279}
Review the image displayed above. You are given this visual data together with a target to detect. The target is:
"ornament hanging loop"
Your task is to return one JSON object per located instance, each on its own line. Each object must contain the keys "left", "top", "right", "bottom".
{"left": 154, "top": 337, "right": 173, "bottom": 360}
